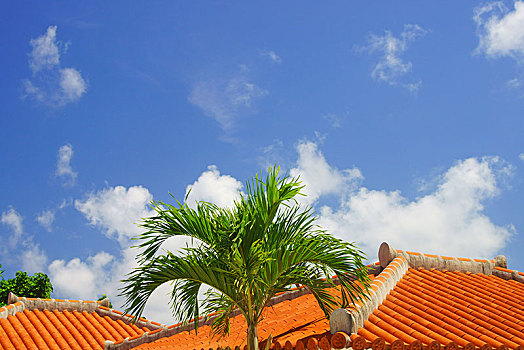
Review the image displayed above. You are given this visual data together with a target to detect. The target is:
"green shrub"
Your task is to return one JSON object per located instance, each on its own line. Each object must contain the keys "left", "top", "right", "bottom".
{"left": 0, "top": 264, "right": 53, "bottom": 307}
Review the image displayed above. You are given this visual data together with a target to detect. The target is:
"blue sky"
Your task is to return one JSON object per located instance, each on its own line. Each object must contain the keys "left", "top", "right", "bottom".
{"left": 1, "top": 2, "right": 523, "bottom": 323}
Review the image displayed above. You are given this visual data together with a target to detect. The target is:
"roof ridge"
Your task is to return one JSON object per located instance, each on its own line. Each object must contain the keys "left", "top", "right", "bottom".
{"left": 330, "top": 255, "right": 409, "bottom": 335}
{"left": 8, "top": 292, "right": 110, "bottom": 313}
{"left": 97, "top": 305, "right": 165, "bottom": 331}
{"left": 492, "top": 266, "right": 524, "bottom": 283}
{"left": 379, "top": 242, "right": 524, "bottom": 285}
{"left": 378, "top": 242, "right": 508, "bottom": 276}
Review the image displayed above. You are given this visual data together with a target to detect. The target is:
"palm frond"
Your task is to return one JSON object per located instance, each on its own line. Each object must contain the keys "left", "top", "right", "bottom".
{"left": 120, "top": 166, "right": 370, "bottom": 350}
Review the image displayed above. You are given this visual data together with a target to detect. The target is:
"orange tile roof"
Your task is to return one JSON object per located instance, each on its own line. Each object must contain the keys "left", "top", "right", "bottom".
{"left": 125, "top": 243, "right": 524, "bottom": 350}
{"left": 132, "top": 291, "right": 331, "bottom": 350}
{"left": 0, "top": 295, "right": 157, "bottom": 349}
{"left": 355, "top": 267, "right": 524, "bottom": 350}
{"left": 108, "top": 273, "right": 378, "bottom": 350}
{"left": 4, "top": 242, "right": 524, "bottom": 350}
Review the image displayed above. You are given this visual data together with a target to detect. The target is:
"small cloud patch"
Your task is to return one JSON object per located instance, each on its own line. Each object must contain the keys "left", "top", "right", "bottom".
{"left": 358, "top": 24, "right": 427, "bottom": 93}
{"left": 23, "top": 26, "right": 87, "bottom": 107}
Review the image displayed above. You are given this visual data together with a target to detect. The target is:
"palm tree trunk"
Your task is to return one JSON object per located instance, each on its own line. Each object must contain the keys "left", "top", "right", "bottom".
{"left": 247, "top": 322, "right": 258, "bottom": 350}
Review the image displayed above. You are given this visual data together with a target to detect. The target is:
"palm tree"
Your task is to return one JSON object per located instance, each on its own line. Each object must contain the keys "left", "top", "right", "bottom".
{"left": 120, "top": 167, "right": 370, "bottom": 350}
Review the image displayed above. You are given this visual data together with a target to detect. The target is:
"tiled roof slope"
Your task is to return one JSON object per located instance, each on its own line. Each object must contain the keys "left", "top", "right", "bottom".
{"left": 132, "top": 290, "right": 332, "bottom": 350}
{"left": 352, "top": 267, "right": 524, "bottom": 350}
{"left": 6, "top": 242, "right": 522, "bottom": 350}
{"left": 330, "top": 243, "right": 524, "bottom": 350}
{"left": 0, "top": 293, "right": 161, "bottom": 350}
{"left": 110, "top": 273, "right": 377, "bottom": 350}
{"left": 132, "top": 243, "right": 524, "bottom": 350}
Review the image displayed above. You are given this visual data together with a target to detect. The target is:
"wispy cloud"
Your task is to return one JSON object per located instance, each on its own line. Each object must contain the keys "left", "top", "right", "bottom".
{"left": 506, "top": 78, "right": 521, "bottom": 88}
{"left": 56, "top": 144, "right": 77, "bottom": 185}
{"left": 21, "top": 242, "right": 48, "bottom": 274}
{"left": 1, "top": 207, "right": 47, "bottom": 273}
{"left": 23, "top": 26, "right": 87, "bottom": 107}
{"left": 474, "top": 1, "right": 524, "bottom": 63}
{"left": 1, "top": 208, "right": 24, "bottom": 245}
{"left": 188, "top": 67, "right": 267, "bottom": 130}
{"left": 36, "top": 210, "right": 55, "bottom": 232}
{"left": 322, "top": 113, "right": 344, "bottom": 128}
{"left": 260, "top": 49, "right": 282, "bottom": 64}
{"left": 29, "top": 26, "right": 61, "bottom": 73}
{"left": 358, "top": 24, "right": 427, "bottom": 93}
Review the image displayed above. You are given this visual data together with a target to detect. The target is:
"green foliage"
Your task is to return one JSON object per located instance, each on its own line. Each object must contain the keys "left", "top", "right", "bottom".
{"left": 0, "top": 266, "right": 53, "bottom": 307}
{"left": 120, "top": 167, "right": 370, "bottom": 350}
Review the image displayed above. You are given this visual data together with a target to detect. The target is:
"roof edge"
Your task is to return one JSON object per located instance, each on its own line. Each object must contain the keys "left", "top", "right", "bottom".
{"left": 0, "top": 301, "right": 25, "bottom": 319}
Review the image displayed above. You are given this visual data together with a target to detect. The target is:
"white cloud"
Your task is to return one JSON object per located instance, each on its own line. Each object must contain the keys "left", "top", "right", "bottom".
{"left": 1, "top": 208, "right": 24, "bottom": 236}
{"left": 474, "top": 1, "right": 524, "bottom": 62}
{"left": 53, "top": 149, "right": 516, "bottom": 324}
{"left": 1, "top": 208, "right": 24, "bottom": 245}
{"left": 75, "top": 185, "right": 155, "bottom": 245}
{"left": 519, "top": 153, "right": 524, "bottom": 161}
{"left": 24, "top": 26, "right": 87, "bottom": 107}
{"left": 185, "top": 165, "right": 244, "bottom": 208}
{"left": 29, "top": 26, "right": 60, "bottom": 73}
{"left": 190, "top": 145, "right": 514, "bottom": 261}
{"left": 63, "top": 169, "right": 247, "bottom": 321}
{"left": 56, "top": 144, "right": 77, "bottom": 185}
{"left": 54, "top": 181, "right": 195, "bottom": 323}
{"left": 290, "top": 140, "right": 363, "bottom": 206}
{"left": 58, "top": 181, "right": 196, "bottom": 323}
{"left": 318, "top": 156, "right": 514, "bottom": 260}
{"left": 48, "top": 247, "right": 181, "bottom": 324}
{"left": 21, "top": 243, "right": 48, "bottom": 274}
{"left": 261, "top": 50, "right": 282, "bottom": 64}
{"left": 188, "top": 68, "right": 267, "bottom": 130}
{"left": 36, "top": 210, "right": 55, "bottom": 231}
{"left": 359, "top": 24, "right": 427, "bottom": 92}
{"left": 49, "top": 251, "right": 115, "bottom": 298}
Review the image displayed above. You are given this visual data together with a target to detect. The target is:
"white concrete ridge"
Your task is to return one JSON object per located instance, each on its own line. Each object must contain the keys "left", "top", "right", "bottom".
{"left": 8, "top": 292, "right": 110, "bottom": 313}
{"left": 379, "top": 242, "right": 502, "bottom": 275}
{"left": 330, "top": 254, "right": 409, "bottom": 335}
